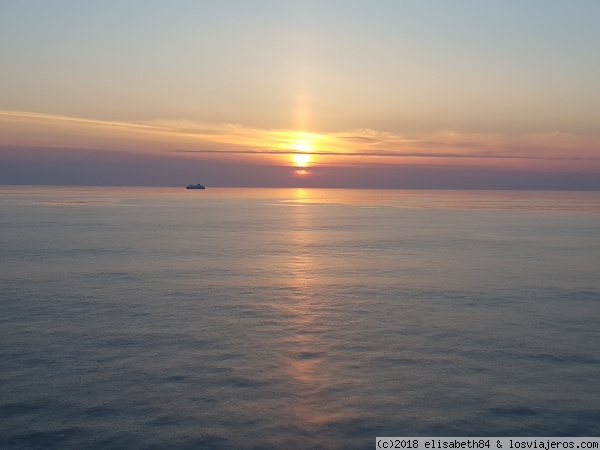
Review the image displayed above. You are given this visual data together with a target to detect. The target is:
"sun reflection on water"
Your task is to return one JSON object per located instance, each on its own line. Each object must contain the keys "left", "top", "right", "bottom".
{"left": 275, "top": 190, "right": 342, "bottom": 430}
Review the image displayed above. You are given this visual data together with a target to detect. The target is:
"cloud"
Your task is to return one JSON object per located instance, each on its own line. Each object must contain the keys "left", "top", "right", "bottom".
{"left": 1, "top": 109, "right": 599, "bottom": 173}
{"left": 172, "top": 147, "right": 599, "bottom": 161}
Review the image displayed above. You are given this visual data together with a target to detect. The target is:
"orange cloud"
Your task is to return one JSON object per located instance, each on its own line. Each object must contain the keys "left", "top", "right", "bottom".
{"left": 1, "top": 109, "right": 599, "bottom": 172}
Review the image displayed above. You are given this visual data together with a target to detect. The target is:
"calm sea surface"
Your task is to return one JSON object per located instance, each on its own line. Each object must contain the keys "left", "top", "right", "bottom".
{"left": 1, "top": 187, "right": 599, "bottom": 449}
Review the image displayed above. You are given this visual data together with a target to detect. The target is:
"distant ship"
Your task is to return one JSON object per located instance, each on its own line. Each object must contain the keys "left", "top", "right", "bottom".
{"left": 186, "top": 184, "right": 206, "bottom": 189}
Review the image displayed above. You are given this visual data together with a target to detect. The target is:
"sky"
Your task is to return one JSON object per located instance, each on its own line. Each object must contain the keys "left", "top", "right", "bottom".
{"left": 1, "top": 0, "right": 600, "bottom": 189}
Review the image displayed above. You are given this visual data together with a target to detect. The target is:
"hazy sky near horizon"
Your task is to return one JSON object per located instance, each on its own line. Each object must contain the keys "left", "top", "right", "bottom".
{"left": 1, "top": 1, "right": 600, "bottom": 188}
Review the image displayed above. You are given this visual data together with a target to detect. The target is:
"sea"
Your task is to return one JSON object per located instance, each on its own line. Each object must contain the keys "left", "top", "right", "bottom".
{"left": 1, "top": 186, "right": 599, "bottom": 449}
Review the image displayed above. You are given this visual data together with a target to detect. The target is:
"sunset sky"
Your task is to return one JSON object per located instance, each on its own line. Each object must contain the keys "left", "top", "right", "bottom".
{"left": 1, "top": 1, "right": 599, "bottom": 188}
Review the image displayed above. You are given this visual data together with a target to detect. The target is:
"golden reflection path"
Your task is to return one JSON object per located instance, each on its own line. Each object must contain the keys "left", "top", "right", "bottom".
{"left": 274, "top": 189, "right": 347, "bottom": 433}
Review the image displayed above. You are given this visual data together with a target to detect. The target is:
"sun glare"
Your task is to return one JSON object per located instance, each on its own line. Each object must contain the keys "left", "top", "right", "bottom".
{"left": 280, "top": 132, "right": 321, "bottom": 170}
{"left": 293, "top": 153, "right": 312, "bottom": 167}
{"left": 290, "top": 137, "right": 315, "bottom": 168}
{"left": 293, "top": 141, "right": 313, "bottom": 152}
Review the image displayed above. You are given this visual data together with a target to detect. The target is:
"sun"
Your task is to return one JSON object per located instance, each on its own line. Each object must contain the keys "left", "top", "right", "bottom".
{"left": 291, "top": 139, "right": 314, "bottom": 167}
{"left": 293, "top": 153, "right": 312, "bottom": 168}
{"left": 280, "top": 132, "right": 320, "bottom": 169}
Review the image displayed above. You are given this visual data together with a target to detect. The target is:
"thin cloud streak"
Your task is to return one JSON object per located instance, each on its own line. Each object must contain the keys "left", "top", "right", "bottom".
{"left": 1, "top": 110, "right": 599, "bottom": 172}
{"left": 172, "top": 148, "right": 600, "bottom": 162}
